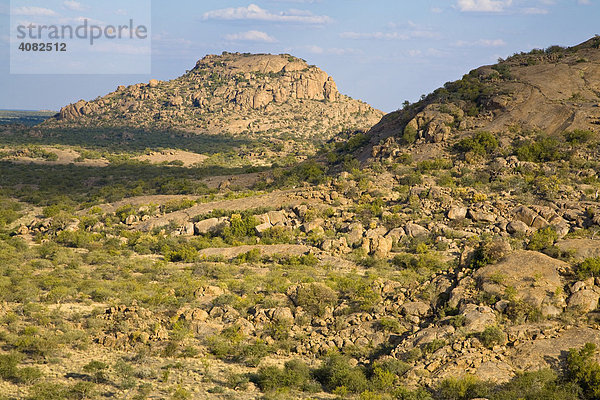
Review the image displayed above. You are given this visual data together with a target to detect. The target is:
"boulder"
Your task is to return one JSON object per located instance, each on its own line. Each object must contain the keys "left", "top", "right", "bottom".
{"left": 125, "top": 215, "right": 139, "bottom": 225}
{"left": 345, "top": 222, "right": 364, "bottom": 247}
{"left": 468, "top": 209, "right": 497, "bottom": 223}
{"left": 194, "top": 217, "right": 227, "bottom": 235}
{"left": 271, "top": 307, "right": 294, "bottom": 324}
{"left": 267, "top": 210, "right": 287, "bottom": 226}
{"left": 385, "top": 227, "right": 406, "bottom": 244}
{"left": 254, "top": 222, "right": 272, "bottom": 236}
{"left": 447, "top": 206, "right": 468, "bottom": 220}
{"left": 474, "top": 250, "right": 566, "bottom": 309}
{"left": 567, "top": 290, "right": 600, "bottom": 312}
{"left": 512, "top": 206, "right": 538, "bottom": 226}
{"left": 181, "top": 222, "right": 195, "bottom": 236}
{"left": 371, "top": 236, "right": 393, "bottom": 257}
{"left": 401, "top": 301, "right": 430, "bottom": 317}
{"left": 301, "top": 218, "right": 324, "bottom": 233}
{"left": 556, "top": 239, "right": 600, "bottom": 261}
{"left": 506, "top": 220, "right": 530, "bottom": 235}
{"left": 404, "top": 223, "right": 430, "bottom": 238}
{"left": 460, "top": 304, "right": 497, "bottom": 333}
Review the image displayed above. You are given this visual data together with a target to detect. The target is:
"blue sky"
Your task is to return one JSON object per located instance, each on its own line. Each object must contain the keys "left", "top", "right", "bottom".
{"left": 0, "top": 0, "right": 599, "bottom": 112}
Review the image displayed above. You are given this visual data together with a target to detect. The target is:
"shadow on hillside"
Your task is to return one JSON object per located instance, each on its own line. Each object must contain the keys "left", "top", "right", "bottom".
{"left": 0, "top": 160, "right": 266, "bottom": 206}
{"left": 0, "top": 126, "right": 254, "bottom": 154}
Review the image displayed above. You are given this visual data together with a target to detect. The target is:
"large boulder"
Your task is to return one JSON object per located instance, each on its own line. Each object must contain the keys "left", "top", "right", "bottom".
{"left": 474, "top": 250, "right": 566, "bottom": 310}
{"left": 556, "top": 239, "right": 600, "bottom": 261}
{"left": 194, "top": 217, "right": 228, "bottom": 235}
{"left": 460, "top": 304, "right": 497, "bottom": 333}
{"left": 447, "top": 206, "right": 468, "bottom": 220}
{"left": 567, "top": 290, "right": 600, "bottom": 312}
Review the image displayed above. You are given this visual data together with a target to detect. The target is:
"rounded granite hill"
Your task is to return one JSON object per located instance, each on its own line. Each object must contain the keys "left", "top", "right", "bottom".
{"left": 49, "top": 52, "right": 384, "bottom": 142}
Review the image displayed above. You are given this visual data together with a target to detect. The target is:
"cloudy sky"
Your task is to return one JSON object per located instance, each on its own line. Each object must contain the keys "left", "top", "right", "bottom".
{"left": 1, "top": 0, "right": 599, "bottom": 112}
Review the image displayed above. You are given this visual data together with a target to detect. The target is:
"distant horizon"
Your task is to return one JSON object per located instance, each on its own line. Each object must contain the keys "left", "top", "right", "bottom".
{"left": 2, "top": 1, "right": 599, "bottom": 113}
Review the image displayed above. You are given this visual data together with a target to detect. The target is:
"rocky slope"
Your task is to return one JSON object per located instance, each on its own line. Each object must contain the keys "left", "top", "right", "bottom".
{"left": 47, "top": 52, "right": 383, "bottom": 141}
{"left": 367, "top": 36, "right": 600, "bottom": 158}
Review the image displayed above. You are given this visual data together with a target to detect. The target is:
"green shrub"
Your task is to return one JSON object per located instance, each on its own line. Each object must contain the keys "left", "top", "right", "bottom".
{"left": 470, "top": 239, "right": 508, "bottom": 269}
{"left": 333, "top": 275, "right": 381, "bottom": 312}
{"left": 255, "top": 359, "right": 316, "bottom": 392}
{"left": 376, "top": 317, "right": 403, "bottom": 334}
{"left": 83, "top": 360, "right": 109, "bottom": 383}
{"left": 477, "top": 326, "right": 505, "bottom": 349}
{"left": 577, "top": 257, "right": 600, "bottom": 279}
{"left": 455, "top": 131, "right": 498, "bottom": 157}
{"left": 314, "top": 352, "right": 368, "bottom": 393}
{"left": 493, "top": 369, "right": 580, "bottom": 400}
{"left": 222, "top": 214, "right": 258, "bottom": 242}
{"left": 564, "top": 129, "right": 594, "bottom": 145}
{"left": 417, "top": 158, "right": 453, "bottom": 172}
{"left": 515, "top": 137, "right": 563, "bottom": 162}
{"left": 565, "top": 342, "right": 600, "bottom": 399}
{"left": 436, "top": 375, "right": 490, "bottom": 400}
{"left": 164, "top": 244, "right": 198, "bottom": 263}
{"left": 527, "top": 227, "right": 558, "bottom": 252}
{"left": 402, "top": 125, "right": 418, "bottom": 144}
{"left": 294, "top": 283, "right": 338, "bottom": 317}
{"left": 422, "top": 339, "right": 446, "bottom": 355}
{"left": 0, "top": 198, "right": 22, "bottom": 228}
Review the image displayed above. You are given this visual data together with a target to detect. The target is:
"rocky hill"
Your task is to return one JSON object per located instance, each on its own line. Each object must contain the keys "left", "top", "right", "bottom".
{"left": 367, "top": 36, "right": 600, "bottom": 158}
{"left": 47, "top": 52, "right": 383, "bottom": 142}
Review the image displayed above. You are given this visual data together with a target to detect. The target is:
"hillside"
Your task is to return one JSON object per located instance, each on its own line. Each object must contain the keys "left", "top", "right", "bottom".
{"left": 5, "top": 39, "right": 600, "bottom": 400}
{"left": 46, "top": 52, "right": 383, "bottom": 142}
{"left": 367, "top": 36, "right": 600, "bottom": 156}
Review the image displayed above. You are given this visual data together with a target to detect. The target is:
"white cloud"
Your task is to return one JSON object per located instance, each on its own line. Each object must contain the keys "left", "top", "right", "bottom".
{"left": 302, "top": 45, "right": 360, "bottom": 55}
{"left": 12, "top": 6, "right": 58, "bottom": 16}
{"left": 202, "top": 4, "right": 331, "bottom": 24}
{"left": 115, "top": 9, "right": 128, "bottom": 15}
{"left": 431, "top": 7, "right": 443, "bottom": 13}
{"left": 341, "top": 32, "right": 409, "bottom": 40}
{"left": 341, "top": 29, "right": 437, "bottom": 41}
{"left": 225, "top": 30, "right": 277, "bottom": 43}
{"left": 522, "top": 7, "right": 549, "bottom": 14}
{"left": 453, "top": 38, "right": 507, "bottom": 47}
{"left": 63, "top": 1, "right": 85, "bottom": 11}
{"left": 578, "top": 0, "right": 591, "bottom": 4}
{"left": 456, "top": 0, "right": 513, "bottom": 12}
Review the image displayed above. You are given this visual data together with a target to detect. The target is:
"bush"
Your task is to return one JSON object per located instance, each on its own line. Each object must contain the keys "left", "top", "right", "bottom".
{"left": 564, "top": 129, "right": 594, "bottom": 145}
{"left": 222, "top": 214, "right": 258, "bottom": 242}
{"left": 527, "top": 227, "right": 558, "bottom": 252}
{"left": 493, "top": 369, "right": 580, "bottom": 400}
{"left": 255, "top": 359, "right": 316, "bottom": 392}
{"left": 314, "top": 352, "right": 368, "bottom": 393}
{"left": 577, "top": 257, "right": 600, "bottom": 279}
{"left": 83, "top": 360, "right": 109, "bottom": 383}
{"left": 515, "top": 137, "right": 563, "bottom": 162}
{"left": 470, "top": 239, "right": 508, "bottom": 269}
{"left": 477, "top": 326, "right": 505, "bottom": 349}
{"left": 565, "top": 342, "right": 600, "bottom": 399}
{"left": 402, "top": 125, "right": 418, "bottom": 144}
{"left": 436, "top": 375, "right": 490, "bottom": 400}
{"left": 294, "top": 283, "right": 338, "bottom": 317}
{"left": 455, "top": 131, "right": 498, "bottom": 157}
